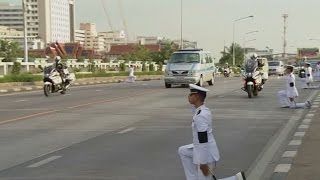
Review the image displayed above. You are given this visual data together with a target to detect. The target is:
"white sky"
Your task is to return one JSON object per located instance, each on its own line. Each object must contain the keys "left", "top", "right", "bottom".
{"left": 4, "top": 0, "right": 320, "bottom": 59}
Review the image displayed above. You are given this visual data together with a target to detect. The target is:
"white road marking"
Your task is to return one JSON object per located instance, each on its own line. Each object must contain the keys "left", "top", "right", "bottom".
{"left": 313, "top": 102, "right": 320, "bottom": 105}
{"left": 294, "top": 132, "right": 305, "bottom": 137}
{"left": 289, "top": 140, "right": 301, "bottom": 146}
{"left": 13, "top": 99, "right": 28, "bottom": 103}
{"left": 302, "top": 119, "right": 312, "bottom": 124}
{"left": 117, "top": 127, "right": 136, "bottom": 134}
{"left": 306, "top": 113, "right": 315, "bottom": 117}
{"left": 298, "top": 125, "right": 309, "bottom": 129}
{"left": 282, "top": 151, "right": 297, "bottom": 158}
{"left": 274, "top": 164, "right": 291, "bottom": 173}
{"left": 312, "top": 105, "right": 319, "bottom": 108}
{"left": 27, "top": 156, "right": 62, "bottom": 168}
{"left": 96, "top": 90, "right": 102, "bottom": 92}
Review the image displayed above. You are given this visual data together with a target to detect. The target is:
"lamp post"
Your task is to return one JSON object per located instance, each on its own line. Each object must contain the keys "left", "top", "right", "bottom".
{"left": 232, "top": 15, "right": 254, "bottom": 66}
{"left": 243, "top": 30, "right": 258, "bottom": 59}
{"left": 22, "top": 0, "right": 30, "bottom": 72}
{"left": 180, "top": 0, "right": 183, "bottom": 49}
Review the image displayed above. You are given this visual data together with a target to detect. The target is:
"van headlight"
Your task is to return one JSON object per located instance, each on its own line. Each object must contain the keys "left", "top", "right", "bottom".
{"left": 189, "top": 69, "right": 199, "bottom": 75}
{"left": 165, "top": 69, "right": 172, "bottom": 75}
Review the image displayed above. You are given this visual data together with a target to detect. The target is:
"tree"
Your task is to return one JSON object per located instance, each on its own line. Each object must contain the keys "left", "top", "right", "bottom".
{"left": 219, "top": 43, "right": 244, "bottom": 66}
{"left": 151, "top": 41, "right": 177, "bottom": 64}
{"left": 0, "top": 39, "right": 22, "bottom": 62}
{"left": 11, "top": 62, "right": 21, "bottom": 75}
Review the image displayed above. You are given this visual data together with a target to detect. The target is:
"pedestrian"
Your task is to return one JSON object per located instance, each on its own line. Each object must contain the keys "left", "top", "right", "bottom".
{"left": 303, "top": 62, "right": 313, "bottom": 88}
{"left": 178, "top": 84, "right": 246, "bottom": 180}
{"left": 126, "top": 65, "right": 136, "bottom": 83}
{"left": 277, "top": 65, "right": 311, "bottom": 109}
{"left": 315, "top": 62, "right": 320, "bottom": 81}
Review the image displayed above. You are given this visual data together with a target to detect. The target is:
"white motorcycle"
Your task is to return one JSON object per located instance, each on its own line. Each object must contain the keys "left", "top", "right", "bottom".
{"left": 43, "top": 65, "right": 75, "bottom": 97}
{"left": 241, "top": 59, "right": 263, "bottom": 98}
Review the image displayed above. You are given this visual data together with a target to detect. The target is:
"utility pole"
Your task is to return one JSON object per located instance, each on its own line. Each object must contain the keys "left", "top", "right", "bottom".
{"left": 282, "top": 14, "right": 288, "bottom": 57}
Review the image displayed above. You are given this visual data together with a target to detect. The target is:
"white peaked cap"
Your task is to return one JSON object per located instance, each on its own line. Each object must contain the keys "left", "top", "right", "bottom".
{"left": 189, "top": 84, "right": 209, "bottom": 93}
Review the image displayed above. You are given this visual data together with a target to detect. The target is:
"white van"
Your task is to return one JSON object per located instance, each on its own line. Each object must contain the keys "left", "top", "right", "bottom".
{"left": 268, "top": 60, "right": 285, "bottom": 76}
{"left": 164, "top": 49, "right": 216, "bottom": 88}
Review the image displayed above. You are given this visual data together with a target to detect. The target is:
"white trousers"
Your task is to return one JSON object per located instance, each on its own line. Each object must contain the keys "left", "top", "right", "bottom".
{"left": 179, "top": 144, "right": 215, "bottom": 180}
{"left": 126, "top": 75, "right": 136, "bottom": 83}
{"left": 277, "top": 90, "right": 306, "bottom": 109}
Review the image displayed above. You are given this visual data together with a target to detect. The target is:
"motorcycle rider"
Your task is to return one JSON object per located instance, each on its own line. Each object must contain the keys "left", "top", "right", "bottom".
{"left": 223, "top": 63, "right": 230, "bottom": 77}
{"left": 54, "top": 56, "right": 66, "bottom": 89}
{"left": 251, "top": 53, "right": 268, "bottom": 88}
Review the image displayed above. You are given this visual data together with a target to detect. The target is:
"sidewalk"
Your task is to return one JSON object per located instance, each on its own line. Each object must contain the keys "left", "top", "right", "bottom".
{"left": 0, "top": 75, "right": 163, "bottom": 94}
{"left": 286, "top": 94, "right": 320, "bottom": 180}
{"left": 270, "top": 91, "right": 320, "bottom": 180}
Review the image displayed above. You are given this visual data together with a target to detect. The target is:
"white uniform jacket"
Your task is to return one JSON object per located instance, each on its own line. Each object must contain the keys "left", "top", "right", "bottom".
{"left": 286, "top": 73, "right": 299, "bottom": 98}
{"left": 306, "top": 67, "right": 313, "bottom": 82}
{"left": 192, "top": 105, "right": 220, "bottom": 165}
{"left": 129, "top": 67, "right": 134, "bottom": 77}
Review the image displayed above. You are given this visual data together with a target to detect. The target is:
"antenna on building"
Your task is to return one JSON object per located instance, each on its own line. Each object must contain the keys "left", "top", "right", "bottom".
{"left": 118, "top": 0, "right": 129, "bottom": 42}
{"left": 100, "top": 0, "right": 116, "bottom": 40}
{"left": 282, "top": 14, "right": 288, "bottom": 57}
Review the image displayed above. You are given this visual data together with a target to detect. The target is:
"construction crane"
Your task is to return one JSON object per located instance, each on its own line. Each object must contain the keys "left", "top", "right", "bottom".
{"left": 118, "top": 0, "right": 129, "bottom": 42}
{"left": 100, "top": 0, "right": 116, "bottom": 40}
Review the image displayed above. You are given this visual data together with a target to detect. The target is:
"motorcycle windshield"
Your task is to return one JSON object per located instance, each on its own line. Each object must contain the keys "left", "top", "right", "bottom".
{"left": 244, "top": 59, "right": 257, "bottom": 73}
{"left": 43, "top": 65, "right": 54, "bottom": 74}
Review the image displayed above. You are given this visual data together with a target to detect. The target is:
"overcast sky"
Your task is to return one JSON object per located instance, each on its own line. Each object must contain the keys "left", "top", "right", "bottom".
{"left": 4, "top": 0, "right": 320, "bottom": 58}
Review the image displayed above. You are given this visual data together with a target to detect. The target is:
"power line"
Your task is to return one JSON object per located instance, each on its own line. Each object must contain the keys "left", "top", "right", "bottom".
{"left": 118, "top": 0, "right": 129, "bottom": 42}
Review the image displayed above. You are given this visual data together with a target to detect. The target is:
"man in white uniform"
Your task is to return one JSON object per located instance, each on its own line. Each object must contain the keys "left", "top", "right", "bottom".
{"left": 278, "top": 65, "right": 311, "bottom": 108}
{"left": 303, "top": 62, "right": 313, "bottom": 88}
{"left": 126, "top": 65, "right": 136, "bottom": 83}
{"left": 178, "top": 84, "right": 246, "bottom": 180}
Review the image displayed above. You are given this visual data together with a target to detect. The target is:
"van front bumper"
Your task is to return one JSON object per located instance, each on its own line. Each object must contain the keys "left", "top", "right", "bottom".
{"left": 164, "top": 76, "right": 199, "bottom": 84}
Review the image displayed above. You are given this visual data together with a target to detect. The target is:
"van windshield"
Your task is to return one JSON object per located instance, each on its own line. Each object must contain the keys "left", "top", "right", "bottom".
{"left": 169, "top": 53, "right": 200, "bottom": 63}
{"left": 268, "top": 62, "right": 280, "bottom": 66}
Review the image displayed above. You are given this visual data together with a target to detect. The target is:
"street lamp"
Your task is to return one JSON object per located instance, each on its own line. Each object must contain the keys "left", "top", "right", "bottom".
{"left": 22, "top": 0, "right": 31, "bottom": 72}
{"left": 243, "top": 30, "right": 258, "bottom": 60}
{"left": 180, "top": 0, "right": 183, "bottom": 49}
{"left": 232, "top": 15, "right": 254, "bottom": 66}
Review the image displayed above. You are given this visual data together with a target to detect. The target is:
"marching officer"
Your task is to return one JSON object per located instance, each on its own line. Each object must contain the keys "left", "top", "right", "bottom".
{"left": 178, "top": 84, "right": 246, "bottom": 180}
{"left": 304, "top": 62, "right": 313, "bottom": 88}
{"left": 278, "top": 65, "right": 311, "bottom": 108}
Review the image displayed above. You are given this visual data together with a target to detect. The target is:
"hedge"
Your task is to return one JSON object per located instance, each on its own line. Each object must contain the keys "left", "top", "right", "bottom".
{"left": 0, "top": 71, "right": 164, "bottom": 83}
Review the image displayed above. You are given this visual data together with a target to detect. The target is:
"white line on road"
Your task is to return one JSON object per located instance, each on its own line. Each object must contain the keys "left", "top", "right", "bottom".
{"left": 294, "top": 132, "right": 305, "bottom": 137}
{"left": 117, "top": 127, "right": 136, "bottom": 134}
{"left": 274, "top": 164, "right": 291, "bottom": 173}
{"left": 282, "top": 151, "right": 297, "bottom": 158}
{"left": 27, "top": 156, "right": 62, "bottom": 168}
{"left": 13, "top": 99, "right": 28, "bottom": 103}
{"left": 289, "top": 140, "right": 301, "bottom": 146}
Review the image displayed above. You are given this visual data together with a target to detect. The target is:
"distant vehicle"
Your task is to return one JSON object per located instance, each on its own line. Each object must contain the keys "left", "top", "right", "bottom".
{"left": 164, "top": 48, "right": 216, "bottom": 88}
{"left": 268, "top": 60, "right": 285, "bottom": 76}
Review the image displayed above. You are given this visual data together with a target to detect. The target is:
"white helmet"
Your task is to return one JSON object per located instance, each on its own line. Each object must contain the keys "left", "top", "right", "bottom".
{"left": 251, "top": 53, "right": 258, "bottom": 59}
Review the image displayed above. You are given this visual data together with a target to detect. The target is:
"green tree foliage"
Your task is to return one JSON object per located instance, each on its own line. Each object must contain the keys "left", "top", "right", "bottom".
{"left": 11, "top": 62, "right": 21, "bottom": 75}
{"left": 142, "top": 63, "right": 147, "bottom": 72}
{"left": 219, "top": 43, "right": 244, "bottom": 66}
{"left": 0, "top": 39, "right": 22, "bottom": 62}
{"left": 119, "top": 63, "right": 126, "bottom": 71}
{"left": 149, "top": 63, "right": 155, "bottom": 71}
{"left": 157, "top": 62, "right": 163, "bottom": 71}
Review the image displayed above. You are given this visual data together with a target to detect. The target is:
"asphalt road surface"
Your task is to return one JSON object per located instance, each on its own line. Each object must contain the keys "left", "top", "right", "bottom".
{"left": 0, "top": 76, "right": 317, "bottom": 180}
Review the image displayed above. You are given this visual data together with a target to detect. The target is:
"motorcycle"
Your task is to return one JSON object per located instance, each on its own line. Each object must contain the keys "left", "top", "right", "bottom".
{"left": 241, "top": 59, "right": 263, "bottom": 98}
{"left": 43, "top": 65, "right": 67, "bottom": 97}
{"left": 224, "top": 69, "right": 230, "bottom": 77}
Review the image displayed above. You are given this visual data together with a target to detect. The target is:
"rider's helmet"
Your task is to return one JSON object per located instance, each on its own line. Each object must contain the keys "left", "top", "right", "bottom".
{"left": 251, "top": 53, "right": 258, "bottom": 60}
{"left": 54, "top": 56, "right": 63, "bottom": 69}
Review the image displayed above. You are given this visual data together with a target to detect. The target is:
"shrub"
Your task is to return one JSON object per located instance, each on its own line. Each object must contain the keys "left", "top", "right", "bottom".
{"left": 11, "top": 62, "right": 21, "bottom": 75}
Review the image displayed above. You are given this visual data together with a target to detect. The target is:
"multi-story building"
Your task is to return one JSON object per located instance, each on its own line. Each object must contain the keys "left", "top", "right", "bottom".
{"left": 75, "top": 29, "right": 85, "bottom": 44}
{"left": 79, "top": 23, "right": 105, "bottom": 52}
{"left": 38, "top": 0, "right": 75, "bottom": 44}
{"left": 137, "top": 36, "right": 164, "bottom": 45}
{"left": 0, "top": 2, "right": 23, "bottom": 31}
{"left": 0, "top": 25, "right": 44, "bottom": 49}
{"left": 0, "top": 1, "right": 75, "bottom": 45}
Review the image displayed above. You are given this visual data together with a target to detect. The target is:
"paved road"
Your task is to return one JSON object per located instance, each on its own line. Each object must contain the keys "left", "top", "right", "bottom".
{"left": 0, "top": 77, "right": 316, "bottom": 180}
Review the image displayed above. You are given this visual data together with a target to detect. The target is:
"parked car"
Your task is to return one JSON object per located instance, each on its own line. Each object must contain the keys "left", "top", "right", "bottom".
{"left": 268, "top": 60, "right": 285, "bottom": 76}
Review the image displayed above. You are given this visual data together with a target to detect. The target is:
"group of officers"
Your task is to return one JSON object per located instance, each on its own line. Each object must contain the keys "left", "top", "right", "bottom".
{"left": 178, "top": 55, "right": 319, "bottom": 180}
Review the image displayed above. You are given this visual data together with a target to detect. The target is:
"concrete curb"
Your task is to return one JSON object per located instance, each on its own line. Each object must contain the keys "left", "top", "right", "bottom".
{"left": 270, "top": 90, "right": 320, "bottom": 180}
{"left": 0, "top": 76, "right": 163, "bottom": 94}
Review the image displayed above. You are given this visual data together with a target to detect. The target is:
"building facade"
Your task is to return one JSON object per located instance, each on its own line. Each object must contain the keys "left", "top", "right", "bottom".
{"left": 0, "top": 3, "right": 23, "bottom": 31}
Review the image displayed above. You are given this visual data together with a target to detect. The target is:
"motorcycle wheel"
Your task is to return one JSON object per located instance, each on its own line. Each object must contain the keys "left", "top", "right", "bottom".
{"left": 44, "top": 84, "right": 51, "bottom": 97}
{"left": 253, "top": 87, "right": 258, "bottom": 96}
{"left": 247, "top": 85, "right": 253, "bottom": 98}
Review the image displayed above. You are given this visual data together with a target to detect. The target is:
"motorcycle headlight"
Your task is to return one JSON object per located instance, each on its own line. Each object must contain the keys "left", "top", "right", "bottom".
{"left": 247, "top": 73, "right": 252, "bottom": 77}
